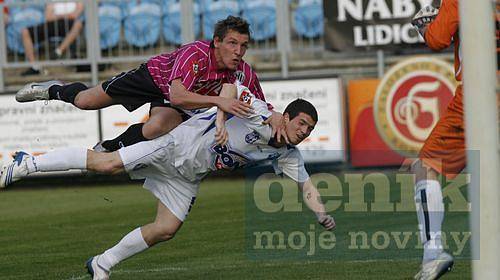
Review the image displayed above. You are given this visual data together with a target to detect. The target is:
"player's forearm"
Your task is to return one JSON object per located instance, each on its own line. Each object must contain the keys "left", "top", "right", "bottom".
{"left": 169, "top": 79, "right": 222, "bottom": 109}
{"left": 170, "top": 82, "right": 238, "bottom": 110}
{"left": 299, "top": 179, "right": 327, "bottom": 217}
{"left": 170, "top": 91, "right": 222, "bottom": 110}
{"left": 299, "top": 179, "right": 335, "bottom": 230}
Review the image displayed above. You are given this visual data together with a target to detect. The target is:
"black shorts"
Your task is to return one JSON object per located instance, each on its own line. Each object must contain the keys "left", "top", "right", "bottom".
{"left": 102, "top": 63, "right": 174, "bottom": 112}
{"left": 28, "top": 19, "right": 80, "bottom": 42}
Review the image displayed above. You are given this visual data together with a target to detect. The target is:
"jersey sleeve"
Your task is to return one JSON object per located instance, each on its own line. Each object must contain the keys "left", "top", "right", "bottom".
{"left": 236, "top": 83, "right": 272, "bottom": 127}
{"left": 167, "top": 45, "right": 201, "bottom": 91}
{"left": 275, "top": 148, "right": 310, "bottom": 183}
{"left": 424, "top": 0, "right": 459, "bottom": 50}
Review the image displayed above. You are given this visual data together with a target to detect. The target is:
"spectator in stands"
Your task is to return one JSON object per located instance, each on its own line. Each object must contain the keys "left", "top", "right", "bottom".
{"left": 20, "top": 1, "right": 84, "bottom": 76}
{"left": 1, "top": 0, "right": 9, "bottom": 24}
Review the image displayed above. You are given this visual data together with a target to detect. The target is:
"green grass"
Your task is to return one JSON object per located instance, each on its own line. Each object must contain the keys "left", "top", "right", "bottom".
{"left": 0, "top": 177, "right": 471, "bottom": 279}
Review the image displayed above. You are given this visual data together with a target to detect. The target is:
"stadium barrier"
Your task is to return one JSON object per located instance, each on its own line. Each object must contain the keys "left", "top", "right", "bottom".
{"left": 0, "top": 0, "right": 332, "bottom": 91}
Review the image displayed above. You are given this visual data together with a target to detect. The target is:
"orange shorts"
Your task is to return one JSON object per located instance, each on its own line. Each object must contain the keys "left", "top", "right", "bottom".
{"left": 419, "top": 85, "right": 465, "bottom": 179}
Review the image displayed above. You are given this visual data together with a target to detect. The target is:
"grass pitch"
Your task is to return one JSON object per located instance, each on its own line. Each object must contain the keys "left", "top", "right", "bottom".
{"left": 0, "top": 178, "right": 471, "bottom": 279}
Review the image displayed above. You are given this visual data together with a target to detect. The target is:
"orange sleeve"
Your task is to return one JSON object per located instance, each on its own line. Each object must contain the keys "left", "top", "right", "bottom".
{"left": 424, "top": 0, "right": 459, "bottom": 50}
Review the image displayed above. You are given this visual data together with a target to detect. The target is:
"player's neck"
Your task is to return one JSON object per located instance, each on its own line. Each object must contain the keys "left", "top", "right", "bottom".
{"left": 213, "top": 49, "right": 226, "bottom": 70}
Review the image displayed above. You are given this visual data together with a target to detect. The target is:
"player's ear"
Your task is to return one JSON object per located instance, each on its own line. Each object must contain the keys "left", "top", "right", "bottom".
{"left": 283, "top": 112, "right": 290, "bottom": 124}
{"left": 213, "top": 36, "right": 222, "bottom": 48}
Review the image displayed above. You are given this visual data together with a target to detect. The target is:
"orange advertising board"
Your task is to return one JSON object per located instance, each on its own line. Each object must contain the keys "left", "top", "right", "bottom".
{"left": 349, "top": 79, "right": 405, "bottom": 166}
{"left": 348, "top": 57, "right": 457, "bottom": 167}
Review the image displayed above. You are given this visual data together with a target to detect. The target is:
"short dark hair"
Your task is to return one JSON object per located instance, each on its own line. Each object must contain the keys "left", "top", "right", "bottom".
{"left": 284, "top": 99, "right": 318, "bottom": 123}
{"left": 213, "top": 16, "right": 251, "bottom": 41}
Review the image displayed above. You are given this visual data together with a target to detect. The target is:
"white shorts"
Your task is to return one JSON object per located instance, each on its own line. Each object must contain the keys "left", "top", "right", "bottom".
{"left": 118, "top": 134, "right": 199, "bottom": 222}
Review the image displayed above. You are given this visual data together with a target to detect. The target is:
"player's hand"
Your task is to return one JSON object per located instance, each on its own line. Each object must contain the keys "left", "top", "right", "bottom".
{"left": 317, "top": 213, "right": 336, "bottom": 231}
{"left": 263, "top": 111, "right": 289, "bottom": 144}
{"left": 217, "top": 97, "right": 253, "bottom": 118}
{"left": 215, "top": 123, "right": 228, "bottom": 146}
{"left": 411, "top": 5, "right": 439, "bottom": 37}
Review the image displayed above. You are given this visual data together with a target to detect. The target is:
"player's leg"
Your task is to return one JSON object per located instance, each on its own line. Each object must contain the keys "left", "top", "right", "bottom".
{"left": 0, "top": 148, "right": 127, "bottom": 188}
{"left": 16, "top": 64, "right": 157, "bottom": 112}
{"left": 15, "top": 78, "right": 115, "bottom": 109}
{"left": 413, "top": 86, "right": 465, "bottom": 279}
{"left": 88, "top": 200, "right": 183, "bottom": 277}
{"left": 411, "top": 160, "right": 445, "bottom": 262}
{"left": 100, "top": 106, "right": 184, "bottom": 151}
{"left": 0, "top": 148, "right": 87, "bottom": 188}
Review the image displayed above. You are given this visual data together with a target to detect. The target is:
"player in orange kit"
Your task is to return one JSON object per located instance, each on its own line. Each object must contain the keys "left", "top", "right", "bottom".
{"left": 410, "top": 0, "right": 463, "bottom": 279}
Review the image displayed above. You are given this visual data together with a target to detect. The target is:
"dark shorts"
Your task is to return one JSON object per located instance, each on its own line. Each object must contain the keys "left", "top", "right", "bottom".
{"left": 28, "top": 19, "right": 80, "bottom": 42}
{"left": 101, "top": 63, "right": 178, "bottom": 113}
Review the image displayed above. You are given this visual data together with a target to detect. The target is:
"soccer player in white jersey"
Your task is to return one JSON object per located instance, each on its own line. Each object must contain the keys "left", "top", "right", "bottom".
{"left": 0, "top": 83, "right": 335, "bottom": 280}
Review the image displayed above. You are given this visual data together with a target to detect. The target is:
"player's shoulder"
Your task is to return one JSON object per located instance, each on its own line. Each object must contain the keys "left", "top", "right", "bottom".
{"left": 236, "top": 59, "right": 257, "bottom": 75}
{"left": 178, "top": 40, "right": 211, "bottom": 57}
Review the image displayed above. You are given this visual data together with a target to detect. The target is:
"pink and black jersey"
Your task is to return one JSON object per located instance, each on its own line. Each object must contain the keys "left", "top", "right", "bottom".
{"left": 146, "top": 40, "right": 271, "bottom": 109}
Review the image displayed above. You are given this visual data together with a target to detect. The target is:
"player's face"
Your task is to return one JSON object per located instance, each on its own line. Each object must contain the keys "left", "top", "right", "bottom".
{"left": 284, "top": 112, "right": 316, "bottom": 145}
{"left": 214, "top": 30, "right": 249, "bottom": 70}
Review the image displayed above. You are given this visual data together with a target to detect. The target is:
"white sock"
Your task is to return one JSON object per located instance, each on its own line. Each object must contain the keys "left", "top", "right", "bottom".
{"left": 55, "top": 48, "right": 63, "bottom": 57}
{"left": 29, "top": 147, "right": 87, "bottom": 173}
{"left": 414, "top": 180, "right": 445, "bottom": 264}
{"left": 98, "top": 227, "right": 149, "bottom": 271}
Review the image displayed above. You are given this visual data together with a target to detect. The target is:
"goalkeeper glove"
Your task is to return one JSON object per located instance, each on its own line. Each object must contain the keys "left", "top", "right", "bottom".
{"left": 411, "top": 5, "right": 439, "bottom": 37}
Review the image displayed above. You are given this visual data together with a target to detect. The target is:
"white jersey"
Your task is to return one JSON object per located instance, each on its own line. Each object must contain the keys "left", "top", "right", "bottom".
{"left": 119, "top": 85, "right": 309, "bottom": 221}
{"left": 169, "top": 86, "right": 309, "bottom": 183}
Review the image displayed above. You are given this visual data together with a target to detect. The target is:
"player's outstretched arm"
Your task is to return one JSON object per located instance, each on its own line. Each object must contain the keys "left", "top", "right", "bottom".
{"left": 299, "top": 179, "right": 336, "bottom": 231}
{"left": 215, "top": 83, "right": 238, "bottom": 145}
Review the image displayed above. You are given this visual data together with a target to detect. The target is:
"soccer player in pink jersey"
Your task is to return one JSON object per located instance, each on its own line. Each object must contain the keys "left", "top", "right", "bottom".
{"left": 15, "top": 16, "right": 287, "bottom": 151}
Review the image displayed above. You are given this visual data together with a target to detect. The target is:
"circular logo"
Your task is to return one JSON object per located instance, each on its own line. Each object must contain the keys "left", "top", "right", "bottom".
{"left": 373, "top": 57, "right": 458, "bottom": 157}
{"left": 234, "top": 70, "right": 245, "bottom": 84}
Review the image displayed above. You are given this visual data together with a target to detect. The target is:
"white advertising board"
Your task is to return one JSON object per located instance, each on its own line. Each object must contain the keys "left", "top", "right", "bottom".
{"left": 0, "top": 95, "right": 99, "bottom": 166}
{"left": 261, "top": 78, "right": 346, "bottom": 163}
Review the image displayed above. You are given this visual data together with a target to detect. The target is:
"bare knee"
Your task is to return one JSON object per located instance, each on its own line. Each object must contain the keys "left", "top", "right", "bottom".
{"left": 151, "top": 223, "right": 177, "bottom": 242}
{"left": 21, "top": 28, "right": 30, "bottom": 38}
{"left": 73, "top": 86, "right": 111, "bottom": 110}
{"left": 143, "top": 108, "right": 183, "bottom": 139}
{"left": 142, "top": 119, "right": 168, "bottom": 139}
{"left": 88, "top": 151, "right": 123, "bottom": 174}
{"left": 74, "top": 93, "right": 98, "bottom": 110}
{"left": 99, "top": 162, "right": 122, "bottom": 174}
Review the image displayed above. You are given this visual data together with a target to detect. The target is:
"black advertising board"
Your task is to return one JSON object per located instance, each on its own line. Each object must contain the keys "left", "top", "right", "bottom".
{"left": 324, "top": 0, "right": 434, "bottom": 51}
